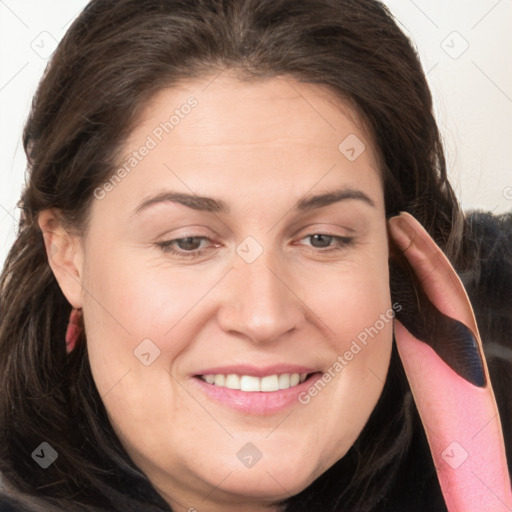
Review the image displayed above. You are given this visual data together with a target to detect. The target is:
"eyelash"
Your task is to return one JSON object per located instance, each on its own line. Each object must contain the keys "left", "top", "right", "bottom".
{"left": 156, "top": 234, "right": 354, "bottom": 259}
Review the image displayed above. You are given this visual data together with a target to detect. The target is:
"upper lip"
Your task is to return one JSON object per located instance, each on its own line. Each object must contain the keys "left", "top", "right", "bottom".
{"left": 194, "top": 364, "right": 318, "bottom": 378}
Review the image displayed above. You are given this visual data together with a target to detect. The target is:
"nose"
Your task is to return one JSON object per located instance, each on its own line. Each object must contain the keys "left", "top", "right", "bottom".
{"left": 217, "top": 248, "right": 305, "bottom": 345}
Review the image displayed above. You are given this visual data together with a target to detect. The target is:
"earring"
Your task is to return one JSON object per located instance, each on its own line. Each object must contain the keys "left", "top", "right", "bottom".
{"left": 65, "top": 308, "right": 83, "bottom": 354}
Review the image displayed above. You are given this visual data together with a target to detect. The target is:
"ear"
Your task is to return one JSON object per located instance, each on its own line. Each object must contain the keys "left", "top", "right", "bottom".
{"left": 38, "top": 209, "right": 84, "bottom": 309}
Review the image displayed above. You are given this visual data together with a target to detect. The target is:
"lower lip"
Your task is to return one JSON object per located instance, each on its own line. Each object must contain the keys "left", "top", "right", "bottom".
{"left": 191, "top": 373, "right": 323, "bottom": 415}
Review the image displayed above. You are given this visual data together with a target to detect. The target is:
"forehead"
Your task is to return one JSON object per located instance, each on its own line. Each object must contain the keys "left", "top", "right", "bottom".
{"left": 128, "top": 72, "right": 376, "bottom": 158}
{"left": 96, "top": 73, "right": 384, "bottom": 220}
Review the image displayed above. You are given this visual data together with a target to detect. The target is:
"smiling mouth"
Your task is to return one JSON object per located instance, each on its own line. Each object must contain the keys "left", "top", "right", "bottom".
{"left": 192, "top": 370, "right": 323, "bottom": 414}
{"left": 197, "top": 372, "right": 314, "bottom": 392}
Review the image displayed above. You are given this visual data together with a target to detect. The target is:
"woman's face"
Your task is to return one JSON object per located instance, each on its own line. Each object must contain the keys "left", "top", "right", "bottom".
{"left": 76, "top": 74, "right": 393, "bottom": 511}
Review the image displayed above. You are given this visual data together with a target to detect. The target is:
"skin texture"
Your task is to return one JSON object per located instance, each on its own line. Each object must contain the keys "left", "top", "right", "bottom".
{"left": 39, "top": 73, "right": 395, "bottom": 512}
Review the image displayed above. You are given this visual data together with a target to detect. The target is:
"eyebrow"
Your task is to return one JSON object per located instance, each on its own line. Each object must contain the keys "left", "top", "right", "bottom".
{"left": 132, "top": 187, "right": 375, "bottom": 216}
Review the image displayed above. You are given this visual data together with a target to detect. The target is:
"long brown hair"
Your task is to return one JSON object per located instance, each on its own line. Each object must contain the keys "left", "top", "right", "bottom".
{"left": 0, "top": 0, "right": 479, "bottom": 510}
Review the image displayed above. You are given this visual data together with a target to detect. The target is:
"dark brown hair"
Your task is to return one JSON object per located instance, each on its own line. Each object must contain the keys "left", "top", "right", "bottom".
{"left": 0, "top": 0, "right": 498, "bottom": 510}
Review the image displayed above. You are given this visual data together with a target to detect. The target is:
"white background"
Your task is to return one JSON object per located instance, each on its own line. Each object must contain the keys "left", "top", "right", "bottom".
{"left": 1, "top": 0, "right": 511, "bottom": 269}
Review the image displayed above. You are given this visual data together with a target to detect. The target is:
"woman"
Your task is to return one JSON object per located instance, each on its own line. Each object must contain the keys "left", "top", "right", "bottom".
{"left": 0, "top": 0, "right": 510, "bottom": 510}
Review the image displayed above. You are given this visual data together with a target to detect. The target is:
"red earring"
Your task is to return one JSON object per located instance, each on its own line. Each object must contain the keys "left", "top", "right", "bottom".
{"left": 65, "top": 308, "right": 83, "bottom": 353}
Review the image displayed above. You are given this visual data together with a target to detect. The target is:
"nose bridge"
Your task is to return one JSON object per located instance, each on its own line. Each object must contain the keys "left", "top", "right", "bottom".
{"left": 218, "top": 240, "right": 303, "bottom": 343}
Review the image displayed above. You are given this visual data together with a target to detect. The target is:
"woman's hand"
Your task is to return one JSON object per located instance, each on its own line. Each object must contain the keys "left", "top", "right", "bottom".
{"left": 388, "top": 211, "right": 512, "bottom": 512}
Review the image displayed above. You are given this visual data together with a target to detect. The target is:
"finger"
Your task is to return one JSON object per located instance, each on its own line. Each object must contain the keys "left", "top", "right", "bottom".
{"left": 388, "top": 211, "right": 480, "bottom": 346}
{"left": 388, "top": 212, "right": 512, "bottom": 511}
{"left": 388, "top": 211, "right": 488, "bottom": 387}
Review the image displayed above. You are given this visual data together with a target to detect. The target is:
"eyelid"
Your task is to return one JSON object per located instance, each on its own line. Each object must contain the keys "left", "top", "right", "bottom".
{"left": 295, "top": 233, "right": 355, "bottom": 251}
{"left": 290, "top": 221, "right": 357, "bottom": 238}
{"left": 156, "top": 234, "right": 355, "bottom": 260}
{"left": 293, "top": 221, "right": 356, "bottom": 240}
{"left": 154, "top": 220, "right": 358, "bottom": 259}
{"left": 156, "top": 236, "right": 218, "bottom": 256}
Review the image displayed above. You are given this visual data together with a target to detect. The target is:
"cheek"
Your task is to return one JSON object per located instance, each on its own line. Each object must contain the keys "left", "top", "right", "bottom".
{"left": 301, "top": 251, "right": 391, "bottom": 349}
{"left": 296, "top": 253, "right": 393, "bottom": 448}
{"left": 80, "top": 250, "right": 214, "bottom": 452}
{"left": 329, "top": 257, "right": 393, "bottom": 394}
{"left": 80, "top": 244, "right": 229, "bottom": 393}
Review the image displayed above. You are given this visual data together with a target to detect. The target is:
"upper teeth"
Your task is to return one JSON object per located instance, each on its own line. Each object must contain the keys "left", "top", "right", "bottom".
{"left": 201, "top": 373, "right": 308, "bottom": 392}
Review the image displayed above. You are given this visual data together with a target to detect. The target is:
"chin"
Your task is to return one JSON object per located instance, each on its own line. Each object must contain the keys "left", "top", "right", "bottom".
{"left": 198, "top": 453, "right": 323, "bottom": 503}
